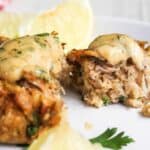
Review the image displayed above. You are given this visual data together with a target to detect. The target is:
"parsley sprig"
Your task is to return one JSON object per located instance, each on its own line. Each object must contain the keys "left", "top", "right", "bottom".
{"left": 90, "top": 128, "right": 134, "bottom": 150}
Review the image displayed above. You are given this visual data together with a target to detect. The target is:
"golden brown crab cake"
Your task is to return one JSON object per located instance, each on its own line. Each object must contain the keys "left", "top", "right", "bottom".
{"left": 67, "top": 34, "right": 150, "bottom": 108}
{"left": 0, "top": 73, "right": 63, "bottom": 144}
{"left": 0, "top": 33, "right": 67, "bottom": 144}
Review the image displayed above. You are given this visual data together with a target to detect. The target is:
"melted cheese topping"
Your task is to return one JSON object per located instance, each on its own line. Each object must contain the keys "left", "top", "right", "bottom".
{"left": 0, "top": 33, "right": 64, "bottom": 82}
{"left": 89, "top": 34, "right": 144, "bottom": 69}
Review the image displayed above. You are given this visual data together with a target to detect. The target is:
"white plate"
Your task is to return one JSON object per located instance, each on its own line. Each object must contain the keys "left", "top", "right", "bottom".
{"left": 1, "top": 17, "right": 150, "bottom": 150}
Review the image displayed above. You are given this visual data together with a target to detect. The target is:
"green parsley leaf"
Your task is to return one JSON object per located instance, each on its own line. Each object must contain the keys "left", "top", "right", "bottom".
{"left": 118, "top": 95, "right": 126, "bottom": 103}
{"left": 27, "top": 125, "right": 39, "bottom": 137}
{"left": 90, "top": 128, "right": 134, "bottom": 150}
{"left": 32, "top": 111, "right": 40, "bottom": 127}
{"left": 36, "top": 33, "right": 49, "bottom": 37}
{"left": 26, "top": 112, "right": 41, "bottom": 137}
{"left": 102, "top": 95, "right": 111, "bottom": 106}
{"left": 0, "top": 47, "right": 4, "bottom": 51}
{"left": 54, "top": 36, "right": 59, "bottom": 42}
{"left": 34, "top": 36, "right": 47, "bottom": 48}
{"left": 35, "top": 68, "right": 50, "bottom": 82}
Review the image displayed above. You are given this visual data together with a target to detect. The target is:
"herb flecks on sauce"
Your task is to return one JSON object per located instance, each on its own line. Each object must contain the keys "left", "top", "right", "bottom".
{"left": 0, "top": 47, "right": 4, "bottom": 51}
{"left": 0, "top": 34, "right": 63, "bottom": 82}
{"left": 0, "top": 57, "right": 7, "bottom": 61}
{"left": 34, "top": 36, "right": 47, "bottom": 48}
{"left": 36, "top": 33, "right": 50, "bottom": 37}
{"left": 35, "top": 68, "right": 50, "bottom": 82}
{"left": 54, "top": 36, "right": 59, "bottom": 42}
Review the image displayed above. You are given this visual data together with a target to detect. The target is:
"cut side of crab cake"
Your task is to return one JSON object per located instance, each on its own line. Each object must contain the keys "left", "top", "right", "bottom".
{"left": 0, "top": 33, "right": 68, "bottom": 144}
{"left": 67, "top": 33, "right": 150, "bottom": 108}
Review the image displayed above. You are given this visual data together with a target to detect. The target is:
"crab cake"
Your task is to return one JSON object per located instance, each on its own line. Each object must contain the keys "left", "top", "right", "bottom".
{"left": 67, "top": 34, "right": 150, "bottom": 108}
{"left": 0, "top": 33, "right": 67, "bottom": 144}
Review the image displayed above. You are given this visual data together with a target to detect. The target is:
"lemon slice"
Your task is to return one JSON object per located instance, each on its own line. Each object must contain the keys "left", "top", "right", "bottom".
{"left": 0, "top": 12, "right": 35, "bottom": 38}
{"left": 28, "top": 0, "right": 93, "bottom": 52}
{"left": 0, "top": 12, "right": 21, "bottom": 38}
{"left": 28, "top": 121, "right": 99, "bottom": 150}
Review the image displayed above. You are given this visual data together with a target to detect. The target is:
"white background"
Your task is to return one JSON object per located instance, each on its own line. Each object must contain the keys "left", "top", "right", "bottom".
{"left": 4, "top": 0, "right": 150, "bottom": 22}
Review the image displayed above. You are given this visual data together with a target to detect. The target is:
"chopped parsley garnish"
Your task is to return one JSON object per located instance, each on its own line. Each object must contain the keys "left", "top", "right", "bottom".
{"left": 0, "top": 47, "right": 4, "bottom": 51}
{"left": 117, "top": 35, "right": 121, "bottom": 40}
{"left": 27, "top": 126, "right": 39, "bottom": 137}
{"left": 27, "top": 112, "right": 40, "bottom": 137}
{"left": 137, "top": 97, "right": 142, "bottom": 101}
{"left": 17, "top": 51, "right": 22, "bottom": 54}
{"left": 32, "top": 112, "right": 40, "bottom": 126}
{"left": 34, "top": 36, "right": 47, "bottom": 48}
{"left": 36, "top": 33, "right": 49, "bottom": 37}
{"left": 102, "top": 95, "right": 111, "bottom": 106}
{"left": 90, "top": 128, "right": 134, "bottom": 150}
{"left": 0, "top": 57, "right": 7, "bottom": 61}
{"left": 35, "top": 68, "right": 50, "bottom": 82}
{"left": 118, "top": 95, "right": 126, "bottom": 103}
{"left": 12, "top": 48, "right": 18, "bottom": 51}
{"left": 54, "top": 36, "right": 59, "bottom": 42}
{"left": 10, "top": 48, "right": 23, "bottom": 57}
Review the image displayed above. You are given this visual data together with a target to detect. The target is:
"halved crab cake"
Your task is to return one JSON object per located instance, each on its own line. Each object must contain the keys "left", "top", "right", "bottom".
{"left": 67, "top": 34, "right": 150, "bottom": 108}
{"left": 0, "top": 33, "right": 67, "bottom": 144}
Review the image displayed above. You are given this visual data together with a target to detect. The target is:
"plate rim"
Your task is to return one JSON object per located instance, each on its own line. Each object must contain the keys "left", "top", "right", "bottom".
{"left": 95, "top": 15, "right": 150, "bottom": 27}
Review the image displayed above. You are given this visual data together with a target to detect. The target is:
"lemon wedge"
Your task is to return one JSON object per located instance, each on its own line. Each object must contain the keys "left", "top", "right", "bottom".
{"left": 0, "top": 12, "right": 35, "bottom": 38}
{"left": 28, "top": 121, "right": 100, "bottom": 150}
{"left": 0, "top": 12, "right": 21, "bottom": 38}
{"left": 28, "top": 0, "right": 93, "bottom": 52}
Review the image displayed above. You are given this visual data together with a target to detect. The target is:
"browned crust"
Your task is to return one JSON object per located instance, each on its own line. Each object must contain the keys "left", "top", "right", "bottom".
{"left": 0, "top": 72, "right": 63, "bottom": 144}
{"left": 67, "top": 49, "right": 99, "bottom": 64}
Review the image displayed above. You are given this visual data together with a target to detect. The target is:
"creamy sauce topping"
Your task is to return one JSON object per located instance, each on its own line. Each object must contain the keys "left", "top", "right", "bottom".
{"left": 89, "top": 34, "right": 144, "bottom": 69}
{"left": 0, "top": 33, "right": 64, "bottom": 82}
